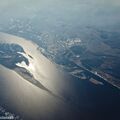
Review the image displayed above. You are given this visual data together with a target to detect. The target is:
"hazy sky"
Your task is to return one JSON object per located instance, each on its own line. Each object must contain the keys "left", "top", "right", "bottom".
{"left": 0, "top": 0, "right": 120, "bottom": 30}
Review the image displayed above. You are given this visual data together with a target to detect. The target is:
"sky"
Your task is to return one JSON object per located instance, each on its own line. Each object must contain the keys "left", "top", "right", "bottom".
{"left": 0, "top": 0, "right": 120, "bottom": 34}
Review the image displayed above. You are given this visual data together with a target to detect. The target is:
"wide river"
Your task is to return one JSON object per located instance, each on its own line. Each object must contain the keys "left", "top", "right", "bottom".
{"left": 0, "top": 33, "right": 120, "bottom": 120}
